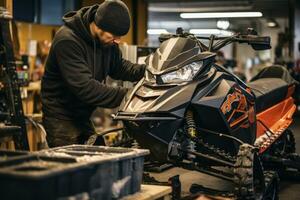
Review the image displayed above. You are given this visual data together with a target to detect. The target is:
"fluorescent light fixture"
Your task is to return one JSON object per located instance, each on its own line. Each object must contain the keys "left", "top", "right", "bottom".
{"left": 147, "top": 29, "right": 169, "bottom": 35}
{"left": 180, "top": 12, "right": 263, "bottom": 19}
{"left": 217, "top": 20, "right": 230, "bottom": 30}
{"left": 266, "top": 18, "right": 278, "bottom": 28}
{"left": 267, "top": 22, "right": 277, "bottom": 27}
{"left": 189, "top": 29, "right": 234, "bottom": 36}
{"left": 149, "top": 6, "right": 253, "bottom": 13}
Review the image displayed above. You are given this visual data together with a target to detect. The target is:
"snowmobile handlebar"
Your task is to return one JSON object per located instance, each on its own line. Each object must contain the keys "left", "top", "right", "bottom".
{"left": 206, "top": 34, "right": 271, "bottom": 52}
{"left": 158, "top": 28, "right": 271, "bottom": 52}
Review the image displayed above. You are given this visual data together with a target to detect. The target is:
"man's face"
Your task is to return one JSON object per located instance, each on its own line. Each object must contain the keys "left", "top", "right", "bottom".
{"left": 91, "top": 23, "right": 121, "bottom": 46}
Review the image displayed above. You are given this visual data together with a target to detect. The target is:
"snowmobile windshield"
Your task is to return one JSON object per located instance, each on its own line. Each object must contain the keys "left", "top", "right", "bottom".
{"left": 145, "top": 37, "right": 213, "bottom": 84}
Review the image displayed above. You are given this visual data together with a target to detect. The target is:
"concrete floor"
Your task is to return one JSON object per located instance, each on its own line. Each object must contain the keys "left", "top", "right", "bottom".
{"left": 148, "top": 113, "right": 300, "bottom": 199}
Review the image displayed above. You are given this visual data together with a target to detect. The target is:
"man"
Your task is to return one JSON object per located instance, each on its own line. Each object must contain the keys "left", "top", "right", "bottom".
{"left": 41, "top": 0, "right": 145, "bottom": 147}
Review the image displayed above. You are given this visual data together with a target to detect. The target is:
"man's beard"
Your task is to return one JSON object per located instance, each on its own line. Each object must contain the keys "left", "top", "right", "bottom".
{"left": 95, "top": 35, "right": 114, "bottom": 47}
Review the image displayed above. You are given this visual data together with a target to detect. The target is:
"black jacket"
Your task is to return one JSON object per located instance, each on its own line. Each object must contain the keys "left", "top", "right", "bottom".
{"left": 41, "top": 5, "right": 145, "bottom": 120}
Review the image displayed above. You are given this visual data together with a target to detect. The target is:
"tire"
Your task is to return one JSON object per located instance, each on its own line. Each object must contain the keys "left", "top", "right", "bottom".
{"left": 271, "top": 129, "right": 296, "bottom": 155}
{"left": 265, "top": 129, "right": 296, "bottom": 174}
{"left": 284, "top": 129, "right": 296, "bottom": 154}
{"left": 263, "top": 171, "right": 279, "bottom": 200}
{"left": 234, "top": 144, "right": 265, "bottom": 200}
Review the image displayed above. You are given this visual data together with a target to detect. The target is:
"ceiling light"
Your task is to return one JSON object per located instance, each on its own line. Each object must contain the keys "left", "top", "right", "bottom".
{"left": 266, "top": 18, "right": 278, "bottom": 28}
{"left": 180, "top": 12, "right": 263, "bottom": 19}
{"left": 189, "top": 29, "right": 234, "bottom": 36}
{"left": 217, "top": 20, "right": 230, "bottom": 30}
{"left": 149, "top": 6, "right": 253, "bottom": 13}
{"left": 267, "top": 22, "right": 276, "bottom": 27}
{"left": 147, "top": 29, "right": 169, "bottom": 35}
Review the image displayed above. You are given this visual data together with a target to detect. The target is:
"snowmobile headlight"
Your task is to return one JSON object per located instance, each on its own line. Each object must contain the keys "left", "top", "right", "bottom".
{"left": 160, "top": 61, "right": 203, "bottom": 83}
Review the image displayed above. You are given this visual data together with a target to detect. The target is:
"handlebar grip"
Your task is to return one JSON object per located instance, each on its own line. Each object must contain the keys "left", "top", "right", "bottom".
{"left": 237, "top": 35, "right": 271, "bottom": 50}
{"left": 238, "top": 35, "right": 270, "bottom": 43}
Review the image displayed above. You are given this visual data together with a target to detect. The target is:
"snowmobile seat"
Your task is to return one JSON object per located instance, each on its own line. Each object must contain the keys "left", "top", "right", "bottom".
{"left": 247, "top": 78, "right": 288, "bottom": 113}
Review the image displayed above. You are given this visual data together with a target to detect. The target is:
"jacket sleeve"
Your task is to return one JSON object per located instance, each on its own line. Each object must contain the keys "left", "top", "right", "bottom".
{"left": 54, "top": 40, "right": 127, "bottom": 108}
{"left": 109, "top": 47, "right": 146, "bottom": 81}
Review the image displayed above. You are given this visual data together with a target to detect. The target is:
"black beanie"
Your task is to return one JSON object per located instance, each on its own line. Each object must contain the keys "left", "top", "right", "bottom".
{"left": 94, "top": 0, "right": 130, "bottom": 36}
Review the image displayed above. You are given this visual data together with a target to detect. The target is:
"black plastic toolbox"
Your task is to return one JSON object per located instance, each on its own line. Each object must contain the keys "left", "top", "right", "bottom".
{"left": 0, "top": 145, "right": 149, "bottom": 200}
{"left": 0, "top": 149, "right": 31, "bottom": 164}
{"left": 44, "top": 145, "right": 149, "bottom": 199}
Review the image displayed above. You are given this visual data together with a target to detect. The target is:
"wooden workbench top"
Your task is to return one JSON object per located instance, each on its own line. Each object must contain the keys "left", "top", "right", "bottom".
{"left": 121, "top": 184, "right": 172, "bottom": 200}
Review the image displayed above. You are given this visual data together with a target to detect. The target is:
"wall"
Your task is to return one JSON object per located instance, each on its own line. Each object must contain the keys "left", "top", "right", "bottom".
{"left": 0, "top": 0, "right": 12, "bottom": 13}
{"left": 235, "top": 43, "right": 256, "bottom": 66}
{"left": 3, "top": 0, "right": 147, "bottom": 53}
{"left": 235, "top": 18, "right": 288, "bottom": 68}
{"left": 134, "top": 0, "right": 147, "bottom": 45}
{"left": 119, "top": 0, "right": 133, "bottom": 45}
{"left": 9, "top": 0, "right": 146, "bottom": 50}
{"left": 294, "top": 1, "right": 300, "bottom": 60}
{"left": 260, "top": 18, "right": 288, "bottom": 62}
{"left": 16, "top": 22, "right": 59, "bottom": 54}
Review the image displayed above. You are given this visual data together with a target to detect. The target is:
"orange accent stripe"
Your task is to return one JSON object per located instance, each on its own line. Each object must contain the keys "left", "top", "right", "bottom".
{"left": 256, "top": 97, "right": 296, "bottom": 140}
{"left": 257, "top": 97, "right": 296, "bottom": 153}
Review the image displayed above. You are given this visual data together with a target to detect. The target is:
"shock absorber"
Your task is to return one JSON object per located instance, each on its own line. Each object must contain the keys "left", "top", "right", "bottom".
{"left": 185, "top": 110, "right": 197, "bottom": 159}
{"left": 186, "top": 110, "right": 197, "bottom": 138}
{"left": 132, "top": 139, "right": 140, "bottom": 149}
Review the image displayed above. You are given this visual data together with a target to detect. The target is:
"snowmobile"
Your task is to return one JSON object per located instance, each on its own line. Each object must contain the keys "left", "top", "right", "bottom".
{"left": 92, "top": 28, "right": 300, "bottom": 199}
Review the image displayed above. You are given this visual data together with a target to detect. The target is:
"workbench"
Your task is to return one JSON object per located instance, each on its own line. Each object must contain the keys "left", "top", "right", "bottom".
{"left": 122, "top": 184, "right": 172, "bottom": 200}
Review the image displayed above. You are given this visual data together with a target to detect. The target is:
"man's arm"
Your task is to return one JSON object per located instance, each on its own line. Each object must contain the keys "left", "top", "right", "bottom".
{"left": 109, "top": 47, "right": 146, "bottom": 82}
{"left": 55, "top": 40, "right": 127, "bottom": 108}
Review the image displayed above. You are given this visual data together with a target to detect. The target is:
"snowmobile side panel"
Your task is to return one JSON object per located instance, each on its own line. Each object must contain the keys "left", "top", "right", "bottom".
{"left": 256, "top": 97, "right": 295, "bottom": 138}
{"left": 191, "top": 71, "right": 256, "bottom": 153}
{"left": 255, "top": 97, "right": 296, "bottom": 153}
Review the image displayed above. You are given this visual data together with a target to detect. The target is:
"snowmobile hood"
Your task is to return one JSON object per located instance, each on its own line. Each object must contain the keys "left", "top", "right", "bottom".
{"left": 116, "top": 67, "right": 216, "bottom": 118}
{"left": 145, "top": 37, "right": 215, "bottom": 75}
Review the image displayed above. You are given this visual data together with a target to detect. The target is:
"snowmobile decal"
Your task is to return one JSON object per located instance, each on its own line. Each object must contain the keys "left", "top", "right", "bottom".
{"left": 221, "top": 86, "right": 249, "bottom": 128}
